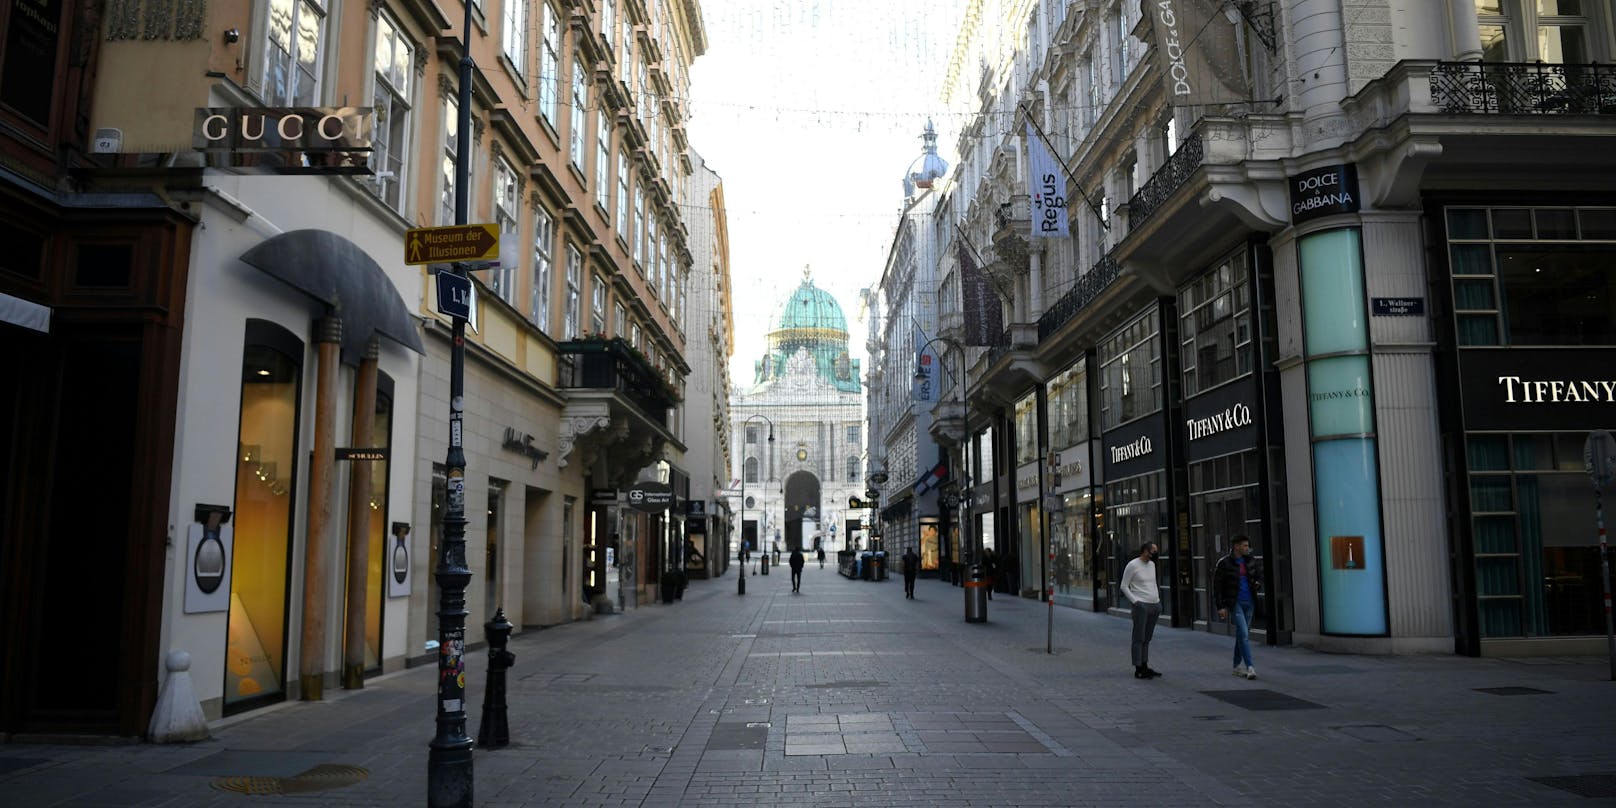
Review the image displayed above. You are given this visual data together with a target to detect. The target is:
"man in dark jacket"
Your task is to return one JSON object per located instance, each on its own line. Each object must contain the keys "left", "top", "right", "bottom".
{"left": 789, "top": 548, "right": 805, "bottom": 592}
{"left": 1212, "top": 534, "right": 1263, "bottom": 680}
{"left": 902, "top": 547, "right": 919, "bottom": 599}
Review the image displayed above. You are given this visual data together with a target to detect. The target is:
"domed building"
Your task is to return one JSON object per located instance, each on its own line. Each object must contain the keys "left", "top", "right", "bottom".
{"left": 728, "top": 270, "right": 867, "bottom": 561}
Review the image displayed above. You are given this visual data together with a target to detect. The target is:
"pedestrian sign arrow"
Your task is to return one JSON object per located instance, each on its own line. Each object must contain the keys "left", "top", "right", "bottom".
{"left": 405, "top": 223, "right": 499, "bottom": 265}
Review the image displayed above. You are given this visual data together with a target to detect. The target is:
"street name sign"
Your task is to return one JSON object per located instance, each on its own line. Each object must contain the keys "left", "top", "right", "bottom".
{"left": 436, "top": 271, "right": 472, "bottom": 320}
{"left": 405, "top": 223, "right": 499, "bottom": 265}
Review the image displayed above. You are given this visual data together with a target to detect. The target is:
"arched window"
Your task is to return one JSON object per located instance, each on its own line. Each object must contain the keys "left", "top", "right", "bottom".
{"left": 744, "top": 457, "right": 759, "bottom": 483}
{"left": 846, "top": 457, "right": 860, "bottom": 482}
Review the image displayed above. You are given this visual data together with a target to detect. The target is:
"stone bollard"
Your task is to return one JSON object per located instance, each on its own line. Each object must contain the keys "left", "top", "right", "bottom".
{"left": 477, "top": 607, "right": 515, "bottom": 748}
{"left": 148, "top": 651, "right": 209, "bottom": 743}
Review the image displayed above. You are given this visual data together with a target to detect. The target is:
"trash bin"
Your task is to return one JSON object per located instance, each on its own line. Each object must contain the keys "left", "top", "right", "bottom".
{"left": 964, "top": 564, "right": 988, "bottom": 623}
{"left": 860, "top": 552, "right": 874, "bottom": 581}
{"left": 873, "top": 551, "right": 887, "bottom": 581}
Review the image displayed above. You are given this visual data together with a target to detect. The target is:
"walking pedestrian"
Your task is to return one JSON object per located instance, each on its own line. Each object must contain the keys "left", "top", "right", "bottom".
{"left": 1122, "top": 542, "right": 1163, "bottom": 679}
{"left": 1213, "top": 534, "right": 1263, "bottom": 680}
{"left": 981, "top": 548, "right": 997, "bottom": 600}
{"left": 789, "top": 547, "right": 805, "bottom": 592}
{"left": 902, "top": 547, "right": 919, "bottom": 599}
{"left": 817, "top": 545, "right": 826, "bottom": 569}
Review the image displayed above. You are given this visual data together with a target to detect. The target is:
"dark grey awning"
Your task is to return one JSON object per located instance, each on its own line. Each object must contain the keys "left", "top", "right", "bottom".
{"left": 240, "top": 229, "right": 425, "bottom": 363}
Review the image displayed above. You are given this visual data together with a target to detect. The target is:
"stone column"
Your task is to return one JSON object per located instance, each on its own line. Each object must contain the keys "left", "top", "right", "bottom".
{"left": 1448, "top": 0, "right": 1482, "bottom": 61}
{"left": 343, "top": 337, "right": 380, "bottom": 689}
{"left": 300, "top": 315, "right": 341, "bottom": 701}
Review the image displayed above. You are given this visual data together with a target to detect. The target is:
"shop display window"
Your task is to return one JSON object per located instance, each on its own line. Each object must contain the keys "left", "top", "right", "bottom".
{"left": 1103, "top": 472, "right": 1168, "bottom": 614}
{"left": 1046, "top": 359, "right": 1089, "bottom": 450}
{"left": 1014, "top": 392, "right": 1039, "bottom": 466}
{"left": 1052, "top": 491, "right": 1093, "bottom": 603}
{"left": 226, "top": 326, "right": 303, "bottom": 712}
{"left": 1466, "top": 431, "right": 1608, "bottom": 637}
{"left": 1187, "top": 449, "right": 1263, "bottom": 626}
{"left": 1099, "top": 309, "right": 1162, "bottom": 430}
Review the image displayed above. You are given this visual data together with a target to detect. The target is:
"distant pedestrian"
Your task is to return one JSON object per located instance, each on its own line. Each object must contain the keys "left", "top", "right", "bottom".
{"left": 817, "top": 545, "right": 826, "bottom": 569}
{"left": 1122, "top": 542, "right": 1163, "bottom": 679}
{"left": 1213, "top": 534, "right": 1264, "bottom": 680}
{"left": 902, "top": 547, "right": 919, "bottom": 599}
{"left": 789, "top": 548, "right": 805, "bottom": 592}
{"left": 981, "top": 548, "right": 997, "bottom": 600}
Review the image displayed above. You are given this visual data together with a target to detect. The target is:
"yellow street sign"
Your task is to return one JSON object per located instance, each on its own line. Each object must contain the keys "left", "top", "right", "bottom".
{"left": 404, "top": 223, "right": 499, "bottom": 265}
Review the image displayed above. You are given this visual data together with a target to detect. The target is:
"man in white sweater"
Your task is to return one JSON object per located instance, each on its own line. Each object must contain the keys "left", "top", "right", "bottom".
{"left": 1121, "top": 542, "right": 1163, "bottom": 679}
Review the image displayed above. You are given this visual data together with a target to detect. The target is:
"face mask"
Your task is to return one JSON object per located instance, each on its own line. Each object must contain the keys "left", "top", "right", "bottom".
{"left": 1148, "top": 551, "right": 1160, "bottom": 562}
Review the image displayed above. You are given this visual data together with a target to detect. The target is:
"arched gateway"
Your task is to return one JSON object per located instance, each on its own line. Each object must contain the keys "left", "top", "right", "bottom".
{"left": 783, "top": 470, "right": 821, "bottom": 551}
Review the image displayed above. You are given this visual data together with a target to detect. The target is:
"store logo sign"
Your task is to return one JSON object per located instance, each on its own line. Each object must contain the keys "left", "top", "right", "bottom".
{"left": 1109, "top": 435, "right": 1153, "bottom": 464}
{"left": 1186, "top": 403, "right": 1252, "bottom": 441}
{"left": 1496, "top": 376, "right": 1616, "bottom": 404}
{"left": 1311, "top": 387, "right": 1370, "bottom": 403}
{"left": 1288, "top": 164, "right": 1359, "bottom": 224}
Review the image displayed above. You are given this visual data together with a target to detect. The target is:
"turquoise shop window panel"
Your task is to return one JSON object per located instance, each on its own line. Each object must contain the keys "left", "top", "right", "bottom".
{"left": 1468, "top": 475, "right": 1514, "bottom": 512}
{"left": 1476, "top": 556, "right": 1521, "bottom": 595}
{"left": 1313, "top": 437, "right": 1388, "bottom": 635}
{"left": 1472, "top": 515, "right": 1517, "bottom": 554}
{"left": 1479, "top": 599, "right": 1523, "bottom": 638}
{"left": 1300, "top": 229, "right": 1368, "bottom": 356}
{"left": 1307, "top": 355, "right": 1375, "bottom": 438}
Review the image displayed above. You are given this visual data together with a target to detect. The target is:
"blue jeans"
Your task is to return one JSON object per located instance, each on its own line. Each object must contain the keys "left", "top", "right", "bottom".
{"left": 1231, "top": 600, "right": 1254, "bottom": 669}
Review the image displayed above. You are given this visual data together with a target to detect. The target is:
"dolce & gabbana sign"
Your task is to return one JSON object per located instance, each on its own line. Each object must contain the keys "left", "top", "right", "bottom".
{"left": 1183, "top": 377, "right": 1260, "bottom": 461}
{"left": 1288, "top": 163, "right": 1359, "bottom": 225}
{"left": 1460, "top": 348, "right": 1616, "bottom": 430}
{"left": 1102, "top": 416, "right": 1166, "bottom": 480}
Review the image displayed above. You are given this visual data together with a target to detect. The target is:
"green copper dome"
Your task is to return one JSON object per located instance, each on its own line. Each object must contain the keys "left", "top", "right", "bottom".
{"left": 751, "top": 270, "right": 861, "bottom": 394}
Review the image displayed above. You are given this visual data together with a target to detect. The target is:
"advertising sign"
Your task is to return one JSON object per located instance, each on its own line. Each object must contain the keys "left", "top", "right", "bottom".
{"left": 627, "top": 481, "right": 673, "bottom": 513}
{"left": 1458, "top": 348, "right": 1616, "bottom": 431}
{"left": 1288, "top": 164, "right": 1360, "bottom": 225}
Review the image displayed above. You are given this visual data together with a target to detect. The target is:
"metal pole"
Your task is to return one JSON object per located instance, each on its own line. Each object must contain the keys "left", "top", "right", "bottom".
{"left": 1599, "top": 485, "right": 1614, "bottom": 682}
{"left": 957, "top": 346, "right": 978, "bottom": 619}
{"left": 428, "top": 1, "right": 476, "bottom": 803}
{"left": 738, "top": 461, "right": 747, "bottom": 595}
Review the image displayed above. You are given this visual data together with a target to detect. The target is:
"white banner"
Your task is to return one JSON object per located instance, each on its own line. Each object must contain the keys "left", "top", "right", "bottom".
{"left": 1026, "top": 123, "right": 1069, "bottom": 238}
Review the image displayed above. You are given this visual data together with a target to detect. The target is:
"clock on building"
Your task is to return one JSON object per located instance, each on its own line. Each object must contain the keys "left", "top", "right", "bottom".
{"left": 796, "top": 448, "right": 808, "bottom": 461}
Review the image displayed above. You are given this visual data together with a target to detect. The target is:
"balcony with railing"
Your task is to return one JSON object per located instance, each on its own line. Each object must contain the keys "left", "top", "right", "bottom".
{"left": 1431, "top": 61, "right": 1616, "bottom": 115}
{"left": 1126, "top": 132, "right": 1204, "bottom": 233}
{"left": 1037, "top": 252, "right": 1121, "bottom": 342}
{"left": 557, "top": 337, "right": 678, "bottom": 424}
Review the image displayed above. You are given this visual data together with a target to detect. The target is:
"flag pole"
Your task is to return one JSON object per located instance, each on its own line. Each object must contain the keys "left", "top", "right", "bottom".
{"left": 1019, "top": 103, "right": 1108, "bottom": 230}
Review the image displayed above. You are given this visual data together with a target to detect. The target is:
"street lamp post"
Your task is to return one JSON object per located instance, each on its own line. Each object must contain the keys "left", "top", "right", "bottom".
{"left": 739, "top": 414, "right": 775, "bottom": 595}
{"left": 428, "top": 1, "right": 477, "bottom": 805}
{"left": 915, "top": 336, "right": 976, "bottom": 621}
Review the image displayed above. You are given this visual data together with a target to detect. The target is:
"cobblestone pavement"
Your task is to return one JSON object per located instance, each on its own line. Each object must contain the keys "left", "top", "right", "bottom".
{"left": 4, "top": 567, "right": 1615, "bottom": 806}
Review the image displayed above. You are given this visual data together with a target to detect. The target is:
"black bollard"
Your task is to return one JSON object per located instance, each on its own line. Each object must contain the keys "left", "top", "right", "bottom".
{"left": 477, "top": 607, "right": 515, "bottom": 748}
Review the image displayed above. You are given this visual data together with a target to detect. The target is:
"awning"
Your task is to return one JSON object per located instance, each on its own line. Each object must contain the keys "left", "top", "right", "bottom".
{"left": 240, "top": 229, "right": 425, "bottom": 364}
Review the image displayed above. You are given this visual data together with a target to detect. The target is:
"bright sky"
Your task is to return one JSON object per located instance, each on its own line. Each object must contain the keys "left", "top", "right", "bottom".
{"left": 686, "top": 0, "right": 969, "bottom": 388}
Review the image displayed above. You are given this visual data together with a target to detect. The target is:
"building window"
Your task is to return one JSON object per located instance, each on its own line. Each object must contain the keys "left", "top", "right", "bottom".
{"left": 847, "top": 425, "right": 860, "bottom": 444}
{"left": 620, "top": 18, "right": 632, "bottom": 82}
{"left": 661, "top": 235, "right": 672, "bottom": 302}
{"left": 562, "top": 246, "right": 582, "bottom": 338}
{"left": 630, "top": 322, "right": 641, "bottom": 350}
{"left": 596, "top": 110, "right": 612, "bottom": 212}
{"left": 1446, "top": 206, "right": 1616, "bottom": 346}
{"left": 501, "top": 0, "right": 527, "bottom": 75}
{"left": 600, "top": 0, "right": 613, "bottom": 37}
{"left": 570, "top": 57, "right": 587, "bottom": 167}
{"left": 633, "top": 186, "right": 645, "bottom": 264}
{"left": 745, "top": 426, "right": 759, "bottom": 444}
{"left": 645, "top": 213, "right": 658, "bottom": 282}
{"left": 744, "top": 456, "right": 759, "bottom": 483}
{"left": 531, "top": 209, "right": 553, "bottom": 331}
{"left": 264, "top": 0, "right": 325, "bottom": 106}
{"left": 617, "top": 150, "right": 630, "bottom": 238}
{"left": 538, "top": 1, "right": 560, "bottom": 124}
{"left": 1113, "top": 11, "right": 1130, "bottom": 85}
{"left": 1014, "top": 392, "right": 1039, "bottom": 465}
{"left": 1085, "top": 54, "right": 1100, "bottom": 126}
{"left": 1179, "top": 249, "right": 1253, "bottom": 397}
{"left": 591, "top": 273, "right": 607, "bottom": 334}
{"left": 370, "top": 11, "right": 413, "bottom": 212}
{"left": 440, "top": 94, "right": 467, "bottom": 226}
{"left": 491, "top": 158, "right": 520, "bottom": 305}
{"left": 1477, "top": 0, "right": 1595, "bottom": 63}
{"left": 1046, "top": 358, "right": 1089, "bottom": 450}
{"left": 614, "top": 301, "right": 626, "bottom": 337}
{"left": 1099, "top": 308, "right": 1162, "bottom": 430}
{"left": 846, "top": 457, "right": 860, "bottom": 482}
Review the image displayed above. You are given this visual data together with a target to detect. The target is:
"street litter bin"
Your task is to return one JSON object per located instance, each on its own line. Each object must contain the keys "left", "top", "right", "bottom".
{"left": 964, "top": 564, "right": 988, "bottom": 622}
{"left": 860, "top": 552, "right": 874, "bottom": 581}
{"left": 873, "top": 551, "right": 887, "bottom": 581}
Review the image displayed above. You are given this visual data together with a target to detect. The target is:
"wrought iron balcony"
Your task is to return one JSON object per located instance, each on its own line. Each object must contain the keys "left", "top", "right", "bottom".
{"left": 1431, "top": 60, "right": 1616, "bottom": 115}
{"left": 1037, "top": 252, "right": 1122, "bottom": 342}
{"left": 556, "top": 337, "right": 676, "bottom": 423}
{"left": 1126, "top": 132, "right": 1203, "bottom": 233}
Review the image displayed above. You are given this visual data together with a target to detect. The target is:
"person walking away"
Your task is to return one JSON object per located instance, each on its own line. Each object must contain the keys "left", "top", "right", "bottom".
{"left": 1122, "top": 542, "right": 1163, "bottom": 679}
{"left": 817, "top": 545, "right": 826, "bottom": 569}
{"left": 1213, "top": 534, "right": 1264, "bottom": 680}
{"left": 789, "top": 548, "right": 805, "bottom": 592}
{"left": 902, "top": 547, "right": 919, "bottom": 599}
{"left": 976, "top": 549, "right": 988, "bottom": 601}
